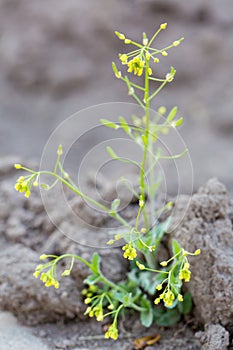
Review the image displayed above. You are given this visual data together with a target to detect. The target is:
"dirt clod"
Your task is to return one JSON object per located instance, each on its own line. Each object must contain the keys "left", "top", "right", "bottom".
{"left": 195, "top": 324, "right": 229, "bottom": 350}
{"left": 171, "top": 178, "right": 233, "bottom": 329}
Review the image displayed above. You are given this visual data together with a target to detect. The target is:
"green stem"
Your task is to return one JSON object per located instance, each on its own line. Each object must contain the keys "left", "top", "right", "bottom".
{"left": 99, "top": 273, "right": 127, "bottom": 293}
{"left": 38, "top": 171, "right": 131, "bottom": 229}
{"left": 56, "top": 253, "right": 92, "bottom": 270}
{"left": 139, "top": 57, "right": 150, "bottom": 229}
{"left": 148, "top": 28, "right": 162, "bottom": 46}
{"left": 130, "top": 303, "right": 147, "bottom": 312}
{"left": 149, "top": 80, "right": 167, "bottom": 101}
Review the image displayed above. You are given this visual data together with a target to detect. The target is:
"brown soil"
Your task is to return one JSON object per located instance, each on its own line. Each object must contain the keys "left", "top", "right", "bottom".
{"left": 0, "top": 164, "right": 232, "bottom": 350}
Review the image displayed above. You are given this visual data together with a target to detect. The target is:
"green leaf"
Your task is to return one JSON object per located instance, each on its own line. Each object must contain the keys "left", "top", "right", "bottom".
{"left": 172, "top": 239, "right": 182, "bottom": 256}
{"left": 127, "top": 269, "right": 139, "bottom": 285}
{"left": 90, "top": 253, "right": 101, "bottom": 274}
{"left": 174, "top": 117, "right": 183, "bottom": 127}
{"left": 178, "top": 292, "right": 193, "bottom": 315}
{"left": 155, "top": 308, "right": 181, "bottom": 327}
{"left": 84, "top": 274, "right": 100, "bottom": 285}
{"left": 119, "top": 116, "right": 131, "bottom": 134}
{"left": 140, "top": 296, "right": 153, "bottom": 327}
{"left": 100, "top": 118, "right": 119, "bottom": 129}
{"left": 138, "top": 271, "right": 152, "bottom": 293}
{"left": 167, "top": 106, "right": 178, "bottom": 122}
{"left": 112, "top": 62, "right": 121, "bottom": 78}
{"left": 112, "top": 291, "right": 125, "bottom": 303}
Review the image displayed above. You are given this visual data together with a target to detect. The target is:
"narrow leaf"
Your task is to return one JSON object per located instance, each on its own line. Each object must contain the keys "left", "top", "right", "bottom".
{"left": 100, "top": 118, "right": 119, "bottom": 129}
{"left": 174, "top": 117, "right": 183, "bottom": 127}
{"left": 119, "top": 116, "right": 131, "bottom": 134}
{"left": 167, "top": 106, "right": 178, "bottom": 122}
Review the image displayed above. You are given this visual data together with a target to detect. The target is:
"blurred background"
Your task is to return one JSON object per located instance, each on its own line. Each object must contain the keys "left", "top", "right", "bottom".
{"left": 0, "top": 0, "right": 233, "bottom": 193}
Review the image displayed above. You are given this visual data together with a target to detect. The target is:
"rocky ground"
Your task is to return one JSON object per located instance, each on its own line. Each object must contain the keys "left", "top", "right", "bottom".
{"left": 0, "top": 1, "right": 233, "bottom": 349}
{"left": 0, "top": 161, "right": 232, "bottom": 349}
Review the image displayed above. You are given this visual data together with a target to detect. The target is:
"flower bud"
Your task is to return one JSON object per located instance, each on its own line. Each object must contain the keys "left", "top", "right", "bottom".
{"left": 14, "top": 164, "right": 22, "bottom": 169}
{"left": 160, "top": 23, "right": 167, "bottom": 30}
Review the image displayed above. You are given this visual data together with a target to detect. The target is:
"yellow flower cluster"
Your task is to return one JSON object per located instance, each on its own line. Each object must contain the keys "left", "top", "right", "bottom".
{"left": 179, "top": 262, "right": 191, "bottom": 282}
{"left": 119, "top": 54, "right": 153, "bottom": 77}
{"left": 127, "top": 56, "right": 145, "bottom": 76}
{"left": 33, "top": 261, "right": 59, "bottom": 289}
{"left": 154, "top": 282, "right": 184, "bottom": 307}
{"left": 122, "top": 243, "right": 137, "bottom": 260}
{"left": 85, "top": 304, "right": 104, "bottom": 321}
{"left": 83, "top": 286, "right": 107, "bottom": 322}
{"left": 105, "top": 324, "right": 118, "bottom": 340}
{"left": 40, "top": 272, "right": 59, "bottom": 288}
{"left": 154, "top": 288, "right": 175, "bottom": 307}
{"left": 162, "top": 289, "right": 175, "bottom": 307}
{"left": 14, "top": 176, "right": 31, "bottom": 198}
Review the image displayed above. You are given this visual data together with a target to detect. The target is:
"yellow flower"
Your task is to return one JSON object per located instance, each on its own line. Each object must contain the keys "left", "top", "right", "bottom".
{"left": 14, "top": 175, "right": 33, "bottom": 197}
{"left": 163, "top": 289, "right": 175, "bottom": 307}
{"left": 178, "top": 294, "right": 183, "bottom": 302}
{"left": 194, "top": 249, "right": 201, "bottom": 256}
{"left": 107, "top": 239, "right": 115, "bottom": 245}
{"left": 154, "top": 298, "right": 160, "bottom": 305}
{"left": 124, "top": 39, "right": 131, "bottom": 44}
{"left": 105, "top": 324, "right": 118, "bottom": 340}
{"left": 33, "top": 271, "right": 40, "bottom": 278}
{"left": 40, "top": 254, "right": 47, "bottom": 260}
{"left": 89, "top": 285, "right": 98, "bottom": 293}
{"left": 156, "top": 284, "right": 163, "bottom": 291}
{"left": 127, "top": 56, "right": 145, "bottom": 76}
{"left": 40, "top": 272, "right": 59, "bottom": 289}
{"left": 173, "top": 40, "right": 180, "bottom": 47}
{"left": 148, "top": 67, "right": 152, "bottom": 76}
{"left": 122, "top": 244, "right": 137, "bottom": 260}
{"left": 179, "top": 268, "right": 191, "bottom": 282}
{"left": 119, "top": 54, "right": 128, "bottom": 64}
{"left": 14, "top": 163, "right": 22, "bottom": 169}
{"left": 84, "top": 306, "right": 92, "bottom": 315}
{"left": 145, "top": 52, "right": 150, "bottom": 60}
{"left": 25, "top": 190, "right": 31, "bottom": 198}
{"left": 108, "top": 304, "right": 114, "bottom": 310}
{"left": 115, "top": 31, "right": 125, "bottom": 40}
{"left": 139, "top": 198, "right": 144, "bottom": 207}
{"left": 136, "top": 262, "right": 145, "bottom": 270}
{"left": 154, "top": 58, "right": 160, "bottom": 63}
{"left": 84, "top": 298, "right": 92, "bottom": 304}
{"left": 160, "top": 261, "right": 167, "bottom": 267}
{"left": 161, "top": 51, "right": 168, "bottom": 57}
